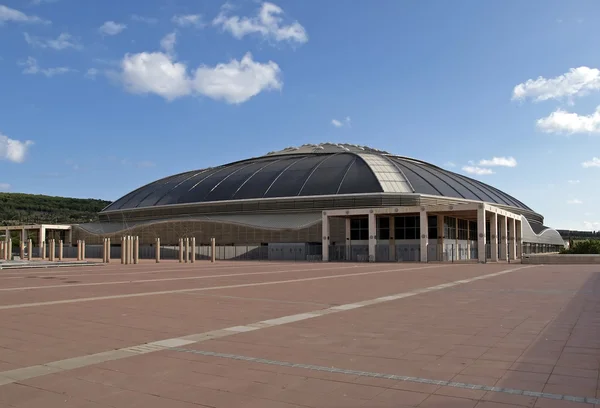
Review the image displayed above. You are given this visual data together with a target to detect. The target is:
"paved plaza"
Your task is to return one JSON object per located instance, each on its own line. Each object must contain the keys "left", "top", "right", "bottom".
{"left": 0, "top": 260, "right": 598, "bottom": 407}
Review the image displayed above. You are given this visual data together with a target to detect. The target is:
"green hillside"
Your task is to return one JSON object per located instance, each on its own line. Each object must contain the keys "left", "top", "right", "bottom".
{"left": 0, "top": 193, "right": 111, "bottom": 226}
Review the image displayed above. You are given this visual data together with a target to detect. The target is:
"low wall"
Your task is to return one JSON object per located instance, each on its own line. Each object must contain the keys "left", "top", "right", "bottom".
{"left": 522, "top": 253, "right": 600, "bottom": 264}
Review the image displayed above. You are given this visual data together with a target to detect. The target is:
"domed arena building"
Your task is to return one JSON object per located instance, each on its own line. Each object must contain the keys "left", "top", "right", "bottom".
{"left": 73, "top": 143, "right": 565, "bottom": 262}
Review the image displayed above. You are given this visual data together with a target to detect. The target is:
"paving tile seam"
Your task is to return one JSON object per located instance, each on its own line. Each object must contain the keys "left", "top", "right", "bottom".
{"left": 0, "top": 264, "right": 449, "bottom": 310}
{"left": 0, "top": 264, "right": 533, "bottom": 388}
{"left": 0, "top": 264, "right": 367, "bottom": 292}
{"left": 168, "top": 348, "right": 600, "bottom": 405}
{"left": 0, "top": 261, "right": 331, "bottom": 280}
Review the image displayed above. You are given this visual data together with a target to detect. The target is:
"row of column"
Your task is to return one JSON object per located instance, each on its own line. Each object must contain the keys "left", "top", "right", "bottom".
{"left": 176, "top": 237, "right": 217, "bottom": 263}
{"left": 120, "top": 236, "right": 139, "bottom": 265}
{"left": 323, "top": 209, "right": 521, "bottom": 263}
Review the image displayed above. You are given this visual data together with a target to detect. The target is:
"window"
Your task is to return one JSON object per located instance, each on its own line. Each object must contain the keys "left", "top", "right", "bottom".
{"left": 377, "top": 217, "right": 390, "bottom": 240}
{"left": 394, "top": 215, "right": 420, "bottom": 240}
{"left": 350, "top": 217, "right": 369, "bottom": 240}
{"left": 444, "top": 217, "right": 457, "bottom": 240}
{"left": 469, "top": 221, "right": 477, "bottom": 241}
{"left": 428, "top": 215, "right": 438, "bottom": 240}
{"left": 458, "top": 219, "right": 468, "bottom": 240}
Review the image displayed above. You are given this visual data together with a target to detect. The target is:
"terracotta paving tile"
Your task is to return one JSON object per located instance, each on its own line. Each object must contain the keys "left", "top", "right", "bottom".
{"left": 451, "top": 374, "right": 498, "bottom": 387}
{"left": 433, "top": 385, "right": 486, "bottom": 400}
{"left": 479, "top": 391, "right": 537, "bottom": 407}
{"left": 500, "top": 370, "right": 550, "bottom": 383}
{"left": 509, "top": 362, "right": 555, "bottom": 374}
{"left": 476, "top": 401, "right": 527, "bottom": 408}
{"left": 542, "top": 383, "right": 597, "bottom": 399}
{"left": 420, "top": 394, "right": 478, "bottom": 408}
{"left": 370, "top": 388, "right": 429, "bottom": 406}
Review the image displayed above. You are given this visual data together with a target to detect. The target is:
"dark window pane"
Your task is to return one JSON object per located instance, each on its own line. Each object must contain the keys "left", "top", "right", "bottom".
{"left": 395, "top": 216, "right": 405, "bottom": 228}
{"left": 359, "top": 229, "right": 369, "bottom": 240}
{"left": 379, "top": 229, "right": 390, "bottom": 240}
{"left": 351, "top": 219, "right": 361, "bottom": 230}
{"left": 395, "top": 227, "right": 405, "bottom": 240}
{"left": 350, "top": 229, "right": 360, "bottom": 240}
{"left": 405, "top": 216, "right": 415, "bottom": 228}
{"left": 378, "top": 217, "right": 390, "bottom": 229}
{"left": 406, "top": 228, "right": 416, "bottom": 240}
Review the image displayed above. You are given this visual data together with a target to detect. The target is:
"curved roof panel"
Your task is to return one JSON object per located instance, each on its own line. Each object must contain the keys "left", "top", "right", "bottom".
{"left": 103, "top": 143, "right": 533, "bottom": 213}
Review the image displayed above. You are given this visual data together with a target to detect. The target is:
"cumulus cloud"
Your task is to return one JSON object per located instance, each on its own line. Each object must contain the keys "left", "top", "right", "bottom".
{"left": 99, "top": 21, "right": 126, "bottom": 36}
{"left": 331, "top": 119, "right": 342, "bottom": 128}
{"left": 582, "top": 157, "right": 600, "bottom": 168}
{"left": 0, "top": 132, "right": 34, "bottom": 163}
{"left": 331, "top": 116, "right": 351, "bottom": 128}
{"left": 120, "top": 38, "right": 282, "bottom": 104}
{"left": 131, "top": 15, "right": 158, "bottom": 24}
{"left": 567, "top": 199, "right": 583, "bottom": 204}
{"left": 537, "top": 107, "right": 600, "bottom": 134}
{"left": 462, "top": 166, "right": 494, "bottom": 175}
{"left": 512, "top": 66, "right": 600, "bottom": 103}
{"left": 160, "top": 32, "right": 176, "bottom": 55}
{"left": 213, "top": 2, "right": 307, "bottom": 44}
{"left": 172, "top": 14, "right": 203, "bottom": 28}
{"left": 0, "top": 5, "right": 49, "bottom": 24}
{"left": 478, "top": 156, "right": 517, "bottom": 167}
{"left": 583, "top": 221, "right": 600, "bottom": 230}
{"left": 24, "top": 32, "right": 81, "bottom": 50}
{"left": 19, "top": 57, "right": 74, "bottom": 77}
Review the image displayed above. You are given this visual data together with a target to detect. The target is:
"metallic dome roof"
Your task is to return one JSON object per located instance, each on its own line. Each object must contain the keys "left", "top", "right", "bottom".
{"left": 103, "top": 143, "right": 531, "bottom": 212}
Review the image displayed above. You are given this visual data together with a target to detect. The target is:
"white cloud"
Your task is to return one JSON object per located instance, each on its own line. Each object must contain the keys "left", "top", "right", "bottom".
{"left": 19, "top": 57, "right": 74, "bottom": 77}
{"left": 172, "top": 14, "right": 203, "bottom": 28}
{"left": 582, "top": 157, "right": 600, "bottom": 168}
{"left": 120, "top": 49, "right": 282, "bottom": 104}
{"left": 30, "top": 0, "right": 59, "bottom": 4}
{"left": 462, "top": 166, "right": 494, "bottom": 175}
{"left": 85, "top": 68, "right": 99, "bottom": 79}
{"left": 583, "top": 221, "right": 600, "bottom": 230}
{"left": 0, "top": 5, "right": 49, "bottom": 24}
{"left": 478, "top": 156, "right": 517, "bottom": 167}
{"left": 0, "top": 132, "right": 34, "bottom": 163}
{"left": 331, "top": 116, "right": 351, "bottom": 128}
{"left": 0, "top": 183, "right": 10, "bottom": 191}
{"left": 567, "top": 199, "right": 583, "bottom": 204}
{"left": 213, "top": 2, "right": 307, "bottom": 44}
{"left": 512, "top": 66, "right": 600, "bottom": 102}
{"left": 99, "top": 21, "right": 126, "bottom": 36}
{"left": 567, "top": 179, "right": 580, "bottom": 184}
{"left": 24, "top": 32, "right": 81, "bottom": 50}
{"left": 537, "top": 107, "right": 600, "bottom": 134}
{"left": 131, "top": 15, "right": 158, "bottom": 24}
{"left": 160, "top": 32, "right": 176, "bottom": 55}
{"left": 331, "top": 119, "right": 342, "bottom": 128}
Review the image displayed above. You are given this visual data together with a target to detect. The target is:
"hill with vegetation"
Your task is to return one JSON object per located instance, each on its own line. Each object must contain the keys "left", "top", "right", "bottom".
{"left": 0, "top": 193, "right": 111, "bottom": 226}
{"left": 557, "top": 229, "right": 600, "bottom": 240}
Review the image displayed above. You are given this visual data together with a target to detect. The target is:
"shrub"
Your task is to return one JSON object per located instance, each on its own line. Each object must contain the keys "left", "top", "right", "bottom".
{"left": 561, "top": 239, "right": 600, "bottom": 255}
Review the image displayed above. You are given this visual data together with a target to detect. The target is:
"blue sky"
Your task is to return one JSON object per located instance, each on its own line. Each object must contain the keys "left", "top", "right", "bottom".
{"left": 1, "top": 0, "right": 599, "bottom": 230}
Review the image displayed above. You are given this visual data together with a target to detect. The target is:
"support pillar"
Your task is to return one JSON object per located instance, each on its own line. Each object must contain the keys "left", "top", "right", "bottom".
{"left": 81, "top": 240, "right": 86, "bottom": 261}
{"left": 155, "top": 238, "right": 161, "bottom": 263}
{"left": 437, "top": 215, "right": 444, "bottom": 261}
{"left": 121, "top": 237, "right": 126, "bottom": 264}
{"left": 345, "top": 218, "right": 351, "bottom": 261}
{"left": 179, "top": 238, "right": 184, "bottom": 263}
{"left": 389, "top": 216, "right": 396, "bottom": 261}
{"left": 420, "top": 210, "right": 428, "bottom": 262}
{"left": 499, "top": 215, "right": 508, "bottom": 261}
{"left": 59, "top": 240, "right": 63, "bottom": 261}
{"left": 42, "top": 241, "right": 46, "bottom": 260}
{"left": 20, "top": 241, "right": 25, "bottom": 260}
{"left": 210, "top": 237, "right": 216, "bottom": 263}
{"left": 49, "top": 239, "right": 55, "bottom": 262}
{"left": 368, "top": 212, "right": 376, "bottom": 262}
{"left": 39, "top": 226, "right": 46, "bottom": 247}
{"left": 184, "top": 238, "right": 189, "bottom": 263}
{"left": 27, "top": 239, "right": 33, "bottom": 261}
{"left": 191, "top": 237, "right": 196, "bottom": 263}
{"left": 127, "top": 236, "right": 133, "bottom": 264}
{"left": 134, "top": 236, "right": 139, "bottom": 264}
{"left": 516, "top": 218, "right": 522, "bottom": 258}
{"left": 0, "top": 241, "right": 4, "bottom": 260}
{"left": 489, "top": 212, "right": 498, "bottom": 262}
{"left": 322, "top": 213, "right": 330, "bottom": 262}
{"left": 477, "top": 206, "right": 487, "bottom": 263}
{"left": 509, "top": 217, "right": 517, "bottom": 261}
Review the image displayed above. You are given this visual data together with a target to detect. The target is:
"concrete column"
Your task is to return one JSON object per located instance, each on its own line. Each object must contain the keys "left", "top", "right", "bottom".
{"left": 477, "top": 207, "right": 487, "bottom": 263}
{"left": 210, "top": 237, "right": 216, "bottom": 263}
{"left": 322, "top": 213, "right": 330, "bottom": 262}
{"left": 20, "top": 241, "right": 25, "bottom": 260}
{"left": 509, "top": 217, "right": 517, "bottom": 260}
{"left": 437, "top": 215, "right": 444, "bottom": 261}
{"left": 59, "top": 240, "right": 63, "bottom": 261}
{"left": 134, "top": 236, "right": 139, "bottom": 264}
{"left": 489, "top": 212, "right": 498, "bottom": 262}
{"left": 184, "top": 238, "right": 189, "bottom": 263}
{"left": 389, "top": 215, "right": 396, "bottom": 261}
{"left": 419, "top": 210, "right": 428, "bottom": 262}
{"left": 7, "top": 238, "right": 11, "bottom": 260}
{"left": 67, "top": 229, "right": 73, "bottom": 246}
{"left": 499, "top": 215, "right": 508, "bottom": 261}
{"left": 345, "top": 218, "right": 351, "bottom": 261}
{"left": 516, "top": 218, "right": 522, "bottom": 258}
{"left": 191, "top": 237, "right": 196, "bottom": 263}
{"left": 127, "top": 236, "right": 133, "bottom": 264}
{"left": 27, "top": 239, "right": 33, "bottom": 261}
{"left": 42, "top": 241, "right": 46, "bottom": 260}
{"left": 39, "top": 226, "right": 46, "bottom": 247}
{"left": 0, "top": 241, "right": 4, "bottom": 260}
{"left": 121, "top": 237, "right": 126, "bottom": 264}
{"left": 106, "top": 238, "right": 111, "bottom": 263}
{"left": 179, "top": 238, "right": 184, "bottom": 263}
{"left": 82, "top": 240, "right": 86, "bottom": 261}
{"left": 76, "top": 240, "right": 81, "bottom": 261}
{"left": 155, "top": 238, "right": 161, "bottom": 263}
{"left": 368, "top": 212, "right": 376, "bottom": 262}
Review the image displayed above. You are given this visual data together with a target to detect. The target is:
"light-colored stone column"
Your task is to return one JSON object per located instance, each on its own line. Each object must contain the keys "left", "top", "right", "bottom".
{"left": 179, "top": 238, "right": 184, "bottom": 263}
{"left": 210, "top": 237, "right": 216, "bottom": 263}
{"left": 184, "top": 238, "right": 189, "bottom": 263}
{"left": 59, "top": 240, "right": 63, "bottom": 261}
{"left": 489, "top": 212, "right": 498, "bottom": 262}
{"left": 155, "top": 238, "right": 160, "bottom": 263}
{"left": 420, "top": 210, "right": 428, "bottom": 262}
{"left": 389, "top": 215, "right": 396, "bottom": 261}
{"left": 368, "top": 212, "right": 376, "bottom": 262}
{"left": 121, "top": 237, "right": 126, "bottom": 264}
{"left": 191, "top": 237, "right": 196, "bottom": 263}
{"left": 82, "top": 240, "right": 86, "bottom": 261}
{"left": 0, "top": 241, "right": 4, "bottom": 260}
{"left": 437, "top": 215, "right": 444, "bottom": 261}
{"left": 76, "top": 240, "right": 81, "bottom": 261}
{"left": 516, "top": 218, "right": 522, "bottom": 258}
{"left": 20, "top": 241, "right": 25, "bottom": 260}
{"left": 42, "top": 241, "right": 46, "bottom": 260}
{"left": 477, "top": 206, "right": 486, "bottom": 263}
{"left": 106, "top": 238, "right": 111, "bottom": 263}
{"left": 27, "top": 239, "right": 33, "bottom": 261}
{"left": 322, "top": 213, "right": 330, "bottom": 262}
{"left": 49, "top": 239, "right": 55, "bottom": 262}
{"left": 128, "top": 236, "right": 133, "bottom": 264}
{"left": 134, "top": 236, "right": 139, "bottom": 264}
{"left": 499, "top": 215, "right": 508, "bottom": 261}
{"left": 7, "top": 238, "right": 12, "bottom": 260}
{"left": 39, "top": 226, "right": 46, "bottom": 247}
{"left": 509, "top": 217, "right": 517, "bottom": 260}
